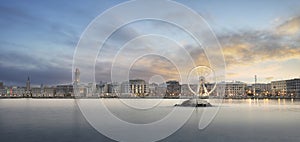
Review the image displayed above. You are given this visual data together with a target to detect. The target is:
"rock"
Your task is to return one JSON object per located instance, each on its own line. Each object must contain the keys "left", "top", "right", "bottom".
{"left": 175, "top": 99, "right": 212, "bottom": 107}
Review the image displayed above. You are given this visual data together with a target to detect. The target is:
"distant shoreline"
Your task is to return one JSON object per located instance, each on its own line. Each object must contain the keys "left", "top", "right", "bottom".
{"left": 0, "top": 97, "right": 299, "bottom": 100}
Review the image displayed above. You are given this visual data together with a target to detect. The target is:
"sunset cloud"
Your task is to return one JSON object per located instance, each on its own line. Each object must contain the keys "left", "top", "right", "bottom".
{"left": 217, "top": 16, "right": 300, "bottom": 82}
{"left": 276, "top": 16, "right": 300, "bottom": 35}
{"left": 220, "top": 16, "right": 300, "bottom": 68}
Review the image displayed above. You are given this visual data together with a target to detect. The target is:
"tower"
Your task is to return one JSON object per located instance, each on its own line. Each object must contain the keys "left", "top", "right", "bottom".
{"left": 74, "top": 68, "right": 80, "bottom": 97}
{"left": 26, "top": 76, "right": 31, "bottom": 97}
{"left": 74, "top": 68, "right": 80, "bottom": 85}
{"left": 254, "top": 75, "right": 257, "bottom": 96}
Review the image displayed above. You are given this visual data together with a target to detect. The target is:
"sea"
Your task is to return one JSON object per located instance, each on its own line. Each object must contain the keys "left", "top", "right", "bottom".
{"left": 0, "top": 98, "right": 299, "bottom": 142}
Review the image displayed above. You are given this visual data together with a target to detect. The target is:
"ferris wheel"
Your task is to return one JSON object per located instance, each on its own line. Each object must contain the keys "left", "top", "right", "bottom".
{"left": 188, "top": 66, "right": 216, "bottom": 99}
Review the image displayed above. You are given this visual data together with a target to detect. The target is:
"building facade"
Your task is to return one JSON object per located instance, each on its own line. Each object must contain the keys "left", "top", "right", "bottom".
{"left": 31, "top": 87, "right": 41, "bottom": 97}
{"left": 225, "top": 81, "right": 247, "bottom": 97}
{"left": 252, "top": 83, "right": 271, "bottom": 96}
{"left": 165, "top": 81, "right": 181, "bottom": 97}
{"left": 271, "top": 80, "right": 287, "bottom": 96}
{"left": 56, "top": 85, "right": 74, "bottom": 97}
{"left": 286, "top": 78, "right": 300, "bottom": 98}
{"left": 25, "top": 76, "right": 31, "bottom": 97}
{"left": 129, "top": 79, "right": 147, "bottom": 97}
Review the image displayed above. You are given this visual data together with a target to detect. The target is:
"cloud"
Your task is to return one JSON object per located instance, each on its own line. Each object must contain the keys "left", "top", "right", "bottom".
{"left": 265, "top": 76, "right": 274, "bottom": 81}
{"left": 213, "top": 16, "right": 300, "bottom": 82}
{"left": 276, "top": 16, "right": 300, "bottom": 35}
{"left": 219, "top": 16, "right": 300, "bottom": 69}
{"left": 0, "top": 40, "right": 73, "bottom": 86}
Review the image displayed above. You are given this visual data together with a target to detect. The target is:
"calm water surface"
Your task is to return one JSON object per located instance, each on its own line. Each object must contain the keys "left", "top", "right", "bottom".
{"left": 0, "top": 99, "right": 299, "bottom": 142}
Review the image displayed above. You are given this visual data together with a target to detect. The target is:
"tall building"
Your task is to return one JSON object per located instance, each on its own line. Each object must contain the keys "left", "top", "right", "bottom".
{"left": 26, "top": 76, "right": 30, "bottom": 91}
{"left": 25, "top": 76, "right": 31, "bottom": 97}
{"left": 74, "top": 68, "right": 80, "bottom": 85}
{"left": 73, "top": 68, "right": 80, "bottom": 97}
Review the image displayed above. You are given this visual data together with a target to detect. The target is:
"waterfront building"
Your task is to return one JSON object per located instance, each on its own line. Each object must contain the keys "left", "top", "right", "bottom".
{"left": 107, "top": 82, "right": 121, "bottom": 94}
{"left": 148, "top": 83, "right": 158, "bottom": 96}
{"left": 224, "top": 81, "right": 247, "bottom": 97}
{"left": 56, "top": 85, "right": 74, "bottom": 97}
{"left": 120, "top": 81, "right": 130, "bottom": 93}
{"left": 129, "top": 79, "right": 148, "bottom": 97}
{"left": 271, "top": 80, "right": 287, "bottom": 96}
{"left": 86, "top": 83, "right": 96, "bottom": 97}
{"left": 43, "top": 86, "right": 56, "bottom": 97}
{"left": 74, "top": 68, "right": 80, "bottom": 85}
{"left": 120, "top": 81, "right": 132, "bottom": 97}
{"left": 252, "top": 83, "right": 271, "bottom": 96}
{"left": 8, "top": 86, "right": 25, "bottom": 97}
{"left": 96, "top": 82, "right": 108, "bottom": 96}
{"left": 31, "top": 84, "right": 55, "bottom": 97}
{"left": 0, "top": 87, "right": 25, "bottom": 97}
{"left": 16, "top": 87, "right": 26, "bottom": 97}
{"left": 73, "top": 68, "right": 80, "bottom": 97}
{"left": 31, "top": 87, "right": 41, "bottom": 97}
{"left": 165, "top": 81, "right": 181, "bottom": 97}
{"left": 286, "top": 78, "right": 300, "bottom": 98}
{"left": 155, "top": 83, "right": 167, "bottom": 97}
{"left": 0, "top": 88, "right": 5, "bottom": 96}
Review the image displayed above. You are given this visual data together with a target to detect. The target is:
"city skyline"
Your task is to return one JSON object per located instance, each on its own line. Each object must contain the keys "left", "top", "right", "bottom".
{"left": 1, "top": 74, "right": 299, "bottom": 98}
{"left": 0, "top": 74, "right": 299, "bottom": 87}
{"left": 1, "top": 0, "right": 300, "bottom": 86}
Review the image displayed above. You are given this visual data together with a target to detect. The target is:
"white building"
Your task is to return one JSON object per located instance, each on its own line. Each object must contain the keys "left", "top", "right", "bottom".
{"left": 271, "top": 80, "right": 287, "bottom": 96}
{"left": 224, "top": 81, "right": 247, "bottom": 97}
{"left": 129, "top": 79, "right": 148, "bottom": 97}
{"left": 43, "top": 87, "right": 55, "bottom": 97}
{"left": 31, "top": 87, "right": 41, "bottom": 97}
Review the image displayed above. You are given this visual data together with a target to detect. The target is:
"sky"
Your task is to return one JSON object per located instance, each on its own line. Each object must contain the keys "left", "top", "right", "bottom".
{"left": 0, "top": 0, "right": 300, "bottom": 86}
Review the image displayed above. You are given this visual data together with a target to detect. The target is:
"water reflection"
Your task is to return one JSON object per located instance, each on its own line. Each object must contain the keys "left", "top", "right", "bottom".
{"left": 223, "top": 98, "right": 299, "bottom": 106}
{"left": 0, "top": 99, "right": 299, "bottom": 142}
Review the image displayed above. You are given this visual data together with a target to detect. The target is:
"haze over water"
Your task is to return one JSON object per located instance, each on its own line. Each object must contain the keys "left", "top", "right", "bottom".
{"left": 0, "top": 99, "right": 299, "bottom": 142}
